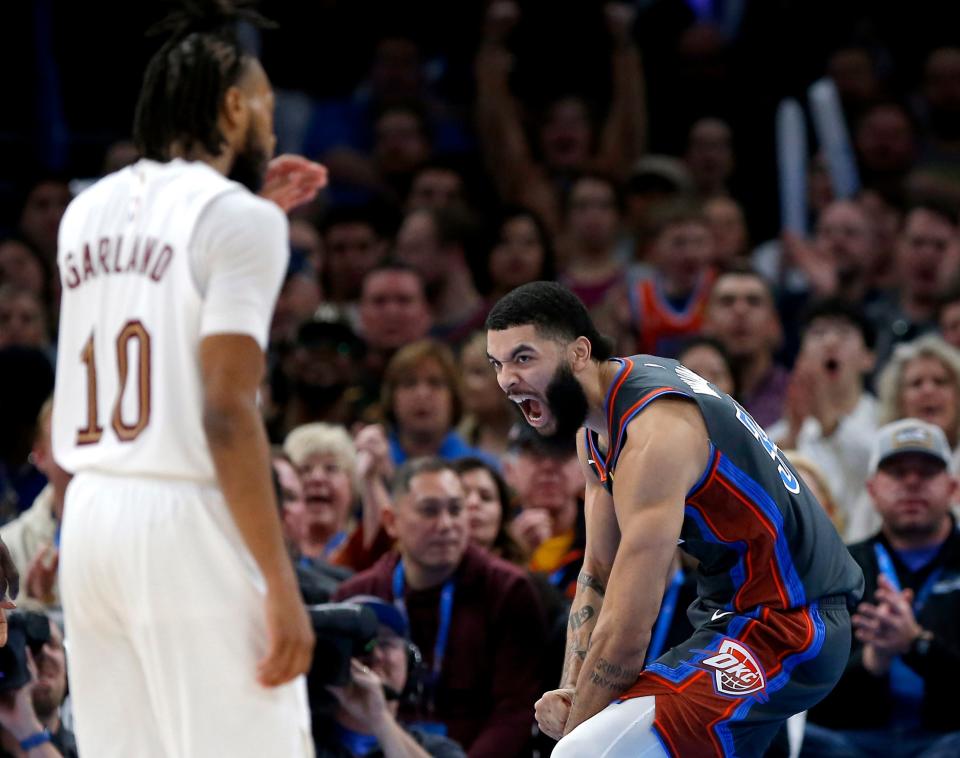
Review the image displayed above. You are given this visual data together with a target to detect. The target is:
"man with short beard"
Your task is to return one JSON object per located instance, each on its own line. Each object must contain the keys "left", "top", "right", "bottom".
{"left": 805, "top": 419, "right": 960, "bottom": 757}
{"left": 486, "top": 281, "right": 863, "bottom": 757}
{"left": 333, "top": 458, "right": 547, "bottom": 757}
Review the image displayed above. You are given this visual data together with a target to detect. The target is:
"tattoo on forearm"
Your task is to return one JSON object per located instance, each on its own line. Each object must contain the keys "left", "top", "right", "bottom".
{"left": 569, "top": 605, "right": 595, "bottom": 630}
{"left": 577, "top": 572, "right": 606, "bottom": 596}
{"left": 588, "top": 657, "right": 641, "bottom": 694}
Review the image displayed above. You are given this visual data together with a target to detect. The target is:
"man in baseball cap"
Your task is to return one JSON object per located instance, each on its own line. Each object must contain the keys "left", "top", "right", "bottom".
{"left": 805, "top": 418, "right": 960, "bottom": 754}
{"left": 324, "top": 595, "right": 466, "bottom": 757}
{"left": 867, "top": 417, "right": 954, "bottom": 476}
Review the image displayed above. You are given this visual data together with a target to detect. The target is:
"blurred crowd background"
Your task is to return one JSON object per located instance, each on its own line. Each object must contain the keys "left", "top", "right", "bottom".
{"left": 2, "top": 1, "right": 960, "bottom": 756}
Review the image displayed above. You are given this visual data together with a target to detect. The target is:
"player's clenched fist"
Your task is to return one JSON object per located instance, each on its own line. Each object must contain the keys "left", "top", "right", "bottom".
{"left": 535, "top": 687, "right": 576, "bottom": 740}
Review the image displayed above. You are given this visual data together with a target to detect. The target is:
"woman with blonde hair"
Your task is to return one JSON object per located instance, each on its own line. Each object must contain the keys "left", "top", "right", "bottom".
{"left": 843, "top": 333, "right": 960, "bottom": 541}
{"left": 283, "top": 421, "right": 393, "bottom": 571}
{"left": 876, "top": 334, "right": 960, "bottom": 459}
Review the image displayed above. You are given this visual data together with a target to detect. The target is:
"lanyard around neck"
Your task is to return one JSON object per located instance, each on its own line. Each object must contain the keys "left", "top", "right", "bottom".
{"left": 392, "top": 559, "right": 456, "bottom": 685}
{"left": 873, "top": 542, "right": 942, "bottom": 612}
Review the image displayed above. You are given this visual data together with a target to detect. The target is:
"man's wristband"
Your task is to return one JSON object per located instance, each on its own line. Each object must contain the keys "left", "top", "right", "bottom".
{"left": 19, "top": 729, "right": 52, "bottom": 751}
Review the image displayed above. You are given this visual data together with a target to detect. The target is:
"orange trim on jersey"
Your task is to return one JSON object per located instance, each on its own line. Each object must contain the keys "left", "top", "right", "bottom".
{"left": 716, "top": 477, "right": 790, "bottom": 609}
{"left": 654, "top": 722, "right": 683, "bottom": 757}
{"left": 686, "top": 469, "right": 791, "bottom": 613}
{"left": 603, "top": 358, "right": 635, "bottom": 438}
{"left": 688, "top": 447, "right": 721, "bottom": 499}
{"left": 603, "top": 386, "right": 681, "bottom": 476}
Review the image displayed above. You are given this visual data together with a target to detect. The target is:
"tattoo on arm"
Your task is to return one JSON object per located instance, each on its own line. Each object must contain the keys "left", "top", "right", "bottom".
{"left": 569, "top": 605, "right": 595, "bottom": 630}
{"left": 588, "top": 657, "right": 641, "bottom": 694}
{"left": 577, "top": 572, "right": 606, "bottom": 597}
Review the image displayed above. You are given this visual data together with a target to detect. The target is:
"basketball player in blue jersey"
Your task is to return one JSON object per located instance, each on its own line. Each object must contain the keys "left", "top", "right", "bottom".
{"left": 486, "top": 281, "right": 864, "bottom": 757}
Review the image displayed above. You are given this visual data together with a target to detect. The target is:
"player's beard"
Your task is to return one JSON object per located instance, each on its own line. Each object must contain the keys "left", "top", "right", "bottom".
{"left": 228, "top": 125, "right": 270, "bottom": 193}
{"left": 537, "top": 362, "right": 589, "bottom": 452}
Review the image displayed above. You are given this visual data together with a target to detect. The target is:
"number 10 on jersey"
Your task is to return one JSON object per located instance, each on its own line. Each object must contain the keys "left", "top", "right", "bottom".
{"left": 77, "top": 320, "right": 152, "bottom": 445}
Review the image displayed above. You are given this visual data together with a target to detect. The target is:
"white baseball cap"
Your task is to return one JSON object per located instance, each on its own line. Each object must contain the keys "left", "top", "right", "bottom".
{"left": 869, "top": 418, "right": 954, "bottom": 475}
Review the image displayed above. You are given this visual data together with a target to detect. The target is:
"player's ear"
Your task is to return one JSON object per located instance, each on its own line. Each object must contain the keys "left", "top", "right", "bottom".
{"left": 570, "top": 336, "right": 592, "bottom": 371}
{"left": 220, "top": 85, "right": 248, "bottom": 139}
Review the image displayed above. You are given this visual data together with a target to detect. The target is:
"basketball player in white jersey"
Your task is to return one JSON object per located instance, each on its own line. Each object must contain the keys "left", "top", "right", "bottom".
{"left": 50, "top": 3, "right": 326, "bottom": 755}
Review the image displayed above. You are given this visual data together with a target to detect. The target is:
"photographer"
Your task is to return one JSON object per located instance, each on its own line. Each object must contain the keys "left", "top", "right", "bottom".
{"left": 0, "top": 614, "right": 73, "bottom": 757}
{"left": 320, "top": 595, "right": 464, "bottom": 758}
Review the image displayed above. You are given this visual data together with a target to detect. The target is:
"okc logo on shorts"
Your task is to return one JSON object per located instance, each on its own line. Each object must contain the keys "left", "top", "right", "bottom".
{"left": 691, "top": 638, "right": 768, "bottom": 700}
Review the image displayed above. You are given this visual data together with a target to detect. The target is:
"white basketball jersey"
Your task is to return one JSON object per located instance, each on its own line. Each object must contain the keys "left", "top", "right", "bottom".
{"left": 52, "top": 158, "right": 288, "bottom": 484}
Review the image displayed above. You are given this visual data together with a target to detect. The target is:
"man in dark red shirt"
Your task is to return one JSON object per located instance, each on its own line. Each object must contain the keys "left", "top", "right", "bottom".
{"left": 333, "top": 458, "right": 547, "bottom": 758}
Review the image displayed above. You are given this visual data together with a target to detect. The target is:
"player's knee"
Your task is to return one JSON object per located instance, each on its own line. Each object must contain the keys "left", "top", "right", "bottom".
{"left": 552, "top": 697, "right": 663, "bottom": 758}
{"left": 551, "top": 728, "right": 594, "bottom": 758}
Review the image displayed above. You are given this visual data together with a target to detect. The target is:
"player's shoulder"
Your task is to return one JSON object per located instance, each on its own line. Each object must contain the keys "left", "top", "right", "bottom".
{"left": 211, "top": 184, "right": 286, "bottom": 224}
{"left": 199, "top": 179, "right": 287, "bottom": 236}
{"left": 64, "top": 163, "right": 135, "bottom": 213}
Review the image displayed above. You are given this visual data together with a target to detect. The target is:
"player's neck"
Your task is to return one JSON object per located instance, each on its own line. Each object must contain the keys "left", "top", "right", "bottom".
{"left": 166, "top": 142, "right": 233, "bottom": 177}
{"left": 583, "top": 360, "right": 619, "bottom": 434}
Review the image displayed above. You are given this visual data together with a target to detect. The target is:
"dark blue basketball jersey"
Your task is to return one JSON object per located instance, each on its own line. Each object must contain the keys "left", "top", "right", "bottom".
{"left": 584, "top": 356, "right": 864, "bottom": 612}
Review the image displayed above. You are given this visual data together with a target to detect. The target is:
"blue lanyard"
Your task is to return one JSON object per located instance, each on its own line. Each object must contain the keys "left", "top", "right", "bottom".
{"left": 548, "top": 566, "right": 568, "bottom": 587}
{"left": 647, "top": 569, "right": 685, "bottom": 663}
{"left": 392, "top": 560, "right": 455, "bottom": 684}
{"left": 873, "top": 542, "right": 942, "bottom": 705}
{"left": 323, "top": 530, "right": 348, "bottom": 558}
{"left": 873, "top": 543, "right": 942, "bottom": 611}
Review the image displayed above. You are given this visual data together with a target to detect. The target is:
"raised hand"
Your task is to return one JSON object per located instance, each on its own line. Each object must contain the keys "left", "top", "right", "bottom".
{"left": 354, "top": 424, "right": 394, "bottom": 483}
{"left": 782, "top": 230, "right": 837, "bottom": 297}
{"left": 25, "top": 544, "right": 58, "bottom": 605}
{"left": 260, "top": 155, "right": 328, "bottom": 213}
{"left": 508, "top": 508, "right": 554, "bottom": 554}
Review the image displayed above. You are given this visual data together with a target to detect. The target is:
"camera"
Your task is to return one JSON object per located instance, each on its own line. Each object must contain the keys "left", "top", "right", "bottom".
{"left": 0, "top": 612, "right": 50, "bottom": 692}
{"left": 307, "top": 601, "right": 379, "bottom": 710}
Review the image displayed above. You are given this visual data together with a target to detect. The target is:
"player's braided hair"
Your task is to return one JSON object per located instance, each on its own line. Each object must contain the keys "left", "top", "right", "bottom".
{"left": 132, "top": 0, "right": 274, "bottom": 161}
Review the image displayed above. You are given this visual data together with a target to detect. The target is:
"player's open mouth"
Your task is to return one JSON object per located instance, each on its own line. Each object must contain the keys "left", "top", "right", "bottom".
{"left": 511, "top": 394, "right": 549, "bottom": 427}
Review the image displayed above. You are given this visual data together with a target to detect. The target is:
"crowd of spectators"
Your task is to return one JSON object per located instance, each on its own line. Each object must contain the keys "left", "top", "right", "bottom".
{"left": 4, "top": 2, "right": 960, "bottom": 756}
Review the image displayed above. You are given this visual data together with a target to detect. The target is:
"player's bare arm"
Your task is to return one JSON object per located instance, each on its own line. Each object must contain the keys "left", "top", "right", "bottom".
{"left": 536, "top": 432, "right": 621, "bottom": 739}
{"left": 563, "top": 397, "right": 709, "bottom": 735}
{"left": 200, "top": 334, "right": 315, "bottom": 686}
